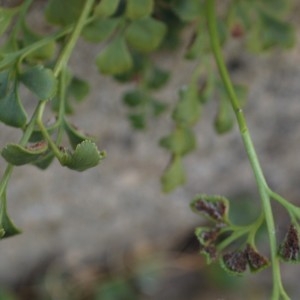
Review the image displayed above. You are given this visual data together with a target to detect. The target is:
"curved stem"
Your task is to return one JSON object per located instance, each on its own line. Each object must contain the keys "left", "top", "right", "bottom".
{"left": 206, "top": 1, "right": 288, "bottom": 299}
{"left": 0, "top": 102, "right": 42, "bottom": 194}
{"left": 52, "top": 0, "right": 95, "bottom": 77}
{"left": 37, "top": 0, "right": 95, "bottom": 158}
{"left": 268, "top": 189, "right": 300, "bottom": 220}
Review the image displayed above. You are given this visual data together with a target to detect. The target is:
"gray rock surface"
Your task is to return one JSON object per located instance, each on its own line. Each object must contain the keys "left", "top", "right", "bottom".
{"left": 1, "top": 6, "right": 300, "bottom": 294}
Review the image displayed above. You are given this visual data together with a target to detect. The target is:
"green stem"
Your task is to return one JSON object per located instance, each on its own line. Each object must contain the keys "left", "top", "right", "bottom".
{"left": 56, "top": 69, "right": 67, "bottom": 144}
{"left": 11, "top": 0, "right": 33, "bottom": 39}
{"left": 267, "top": 189, "right": 300, "bottom": 221}
{"left": 206, "top": 1, "right": 288, "bottom": 299}
{"left": 37, "top": 0, "right": 95, "bottom": 158}
{"left": 0, "top": 102, "right": 42, "bottom": 195}
{"left": 52, "top": 0, "right": 95, "bottom": 77}
{"left": 217, "top": 227, "right": 248, "bottom": 252}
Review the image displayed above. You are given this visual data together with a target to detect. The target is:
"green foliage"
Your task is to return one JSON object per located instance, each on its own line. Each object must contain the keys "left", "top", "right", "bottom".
{"left": 161, "top": 155, "right": 185, "bottom": 193}
{"left": 94, "top": 0, "right": 120, "bottom": 18}
{"left": 125, "top": 17, "right": 167, "bottom": 52}
{"left": 160, "top": 126, "right": 196, "bottom": 156}
{"left": 0, "top": 192, "right": 21, "bottom": 239}
{"left": 60, "top": 140, "right": 105, "bottom": 172}
{"left": 82, "top": 18, "right": 120, "bottom": 43}
{"left": 96, "top": 36, "right": 133, "bottom": 75}
{"left": 125, "top": 0, "right": 154, "bottom": 20}
{"left": 20, "top": 65, "right": 57, "bottom": 100}
{"left": 0, "top": 0, "right": 298, "bottom": 298}
{"left": 45, "top": 0, "right": 85, "bottom": 26}
{"left": 0, "top": 76, "right": 27, "bottom": 128}
{"left": 1, "top": 142, "right": 48, "bottom": 166}
{"left": 171, "top": 0, "right": 204, "bottom": 22}
{"left": 0, "top": 6, "right": 22, "bottom": 37}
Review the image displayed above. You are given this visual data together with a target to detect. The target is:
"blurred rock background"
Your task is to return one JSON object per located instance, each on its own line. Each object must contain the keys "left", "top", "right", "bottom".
{"left": 0, "top": 1, "right": 300, "bottom": 299}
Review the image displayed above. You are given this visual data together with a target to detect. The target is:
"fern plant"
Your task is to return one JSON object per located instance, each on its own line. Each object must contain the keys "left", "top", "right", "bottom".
{"left": 0, "top": 0, "right": 298, "bottom": 299}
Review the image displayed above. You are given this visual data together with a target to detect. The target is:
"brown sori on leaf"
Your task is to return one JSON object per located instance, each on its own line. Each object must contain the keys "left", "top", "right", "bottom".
{"left": 200, "top": 244, "right": 218, "bottom": 263}
{"left": 279, "top": 224, "right": 300, "bottom": 262}
{"left": 196, "top": 227, "right": 220, "bottom": 246}
{"left": 222, "top": 250, "right": 247, "bottom": 274}
{"left": 245, "top": 244, "right": 269, "bottom": 272}
{"left": 191, "top": 195, "right": 228, "bottom": 222}
{"left": 26, "top": 140, "right": 48, "bottom": 151}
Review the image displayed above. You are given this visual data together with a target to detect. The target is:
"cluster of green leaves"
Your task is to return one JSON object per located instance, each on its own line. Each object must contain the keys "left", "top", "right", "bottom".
{"left": 0, "top": 0, "right": 296, "bottom": 258}
{"left": 159, "top": 0, "right": 295, "bottom": 193}
{"left": 0, "top": 0, "right": 107, "bottom": 238}
{"left": 0, "top": 0, "right": 298, "bottom": 298}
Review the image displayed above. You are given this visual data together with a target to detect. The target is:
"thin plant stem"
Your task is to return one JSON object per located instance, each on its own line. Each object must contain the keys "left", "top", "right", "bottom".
{"left": 37, "top": 0, "right": 95, "bottom": 158}
{"left": 206, "top": 0, "right": 289, "bottom": 299}
{"left": 0, "top": 102, "right": 43, "bottom": 194}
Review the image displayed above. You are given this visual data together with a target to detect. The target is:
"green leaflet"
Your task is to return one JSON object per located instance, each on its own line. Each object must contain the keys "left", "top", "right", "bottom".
{"left": 128, "top": 113, "right": 146, "bottom": 130}
{"left": 96, "top": 36, "right": 133, "bottom": 75}
{"left": 123, "top": 89, "right": 145, "bottom": 107}
{"left": 20, "top": 65, "right": 57, "bottom": 100}
{"left": 161, "top": 155, "right": 185, "bottom": 193}
{"left": 82, "top": 18, "right": 120, "bottom": 43}
{"left": 68, "top": 76, "right": 90, "bottom": 102}
{"left": 1, "top": 142, "right": 48, "bottom": 166}
{"left": 172, "top": 84, "right": 201, "bottom": 126}
{"left": 185, "top": 28, "right": 210, "bottom": 59}
{"left": 0, "top": 82, "right": 27, "bottom": 128}
{"left": 32, "top": 151, "right": 55, "bottom": 170}
{"left": 214, "top": 93, "right": 234, "bottom": 134}
{"left": 214, "top": 83, "right": 248, "bottom": 134}
{"left": 171, "top": 0, "right": 204, "bottom": 22}
{"left": 258, "top": 0, "right": 292, "bottom": 17}
{"left": 94, "top": 0, "right": 120, "bottom": 18}
{"left": 247, "top": 10, "right": 295, "bottom": 52}
{"left": 0, "top": 192, "right": 21, "bottom": 239}
{"left": 60, "top": 140, "right": 105, "bottom": 172}
{"left": 0, "top": 70, "right": 9, "bottom": 95}
{"left": 151, "top": 100, "right": 167, "bottom": 116}
{"left": 45, "top": 0, "right": 85, "bottom": 26}
{"left": 21, "top": 23, "right": 56, "bottom": 61}
{"left": 160, "top": 127, "right": 196, "bottom": 156}
{"left": 258, "top": 10, "right": 295, "bottom": 49}
{"left": 144, "top": 66, "right": 170, "bottom": 90}
{"left": 64, "top": 120, "right": 94, "bottom": 150}
{"left": 125, "top": 17, "right": 167, "bottom": 53}
{"left": 126, "top": 0, "right": 154, "bottom": 20}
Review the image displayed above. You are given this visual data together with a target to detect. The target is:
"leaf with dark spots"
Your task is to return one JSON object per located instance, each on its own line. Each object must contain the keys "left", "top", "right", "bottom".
{"left": 222, "top": 250, "right": 247, "bottom": 275}
{"left": 195, "top": 226, "right": 220, "bottom": 246}
{"left": 278, "top": 224, "right": 300, "bottom": 262}
{"left": 245, "top": 244, "right": 269, "bottom": 272}
{"left": 200, "top": 244, "right": 218, "bottom": 264}
{"left": 190, "top": 194, "right": 229, "bottom": 223}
